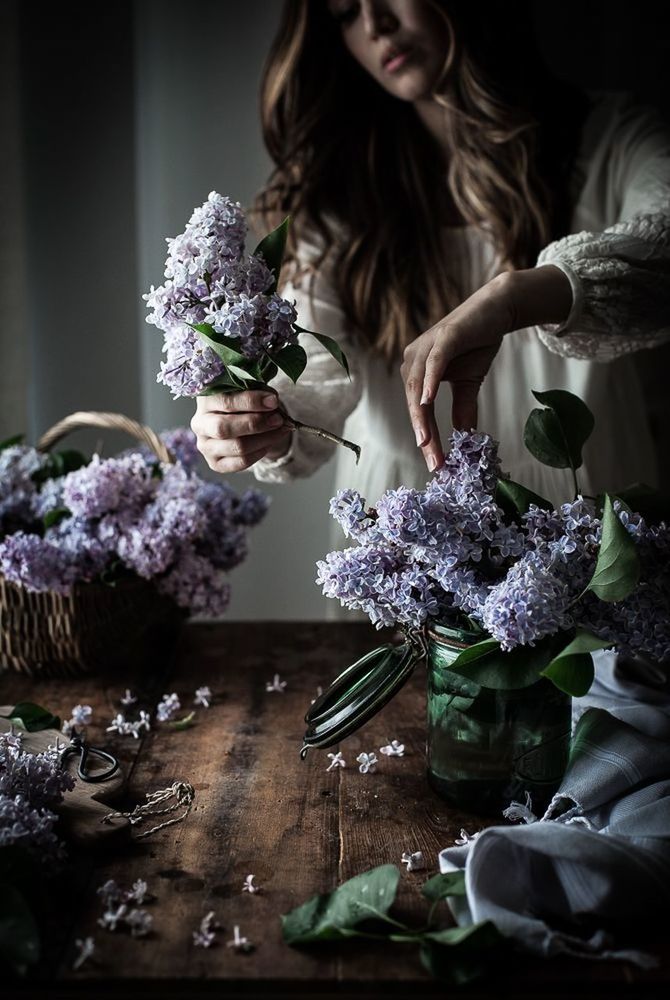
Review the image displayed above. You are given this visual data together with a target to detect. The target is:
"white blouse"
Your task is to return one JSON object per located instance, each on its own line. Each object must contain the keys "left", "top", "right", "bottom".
{"left": 253, "top": 92, "right": 670, "bottom": 511}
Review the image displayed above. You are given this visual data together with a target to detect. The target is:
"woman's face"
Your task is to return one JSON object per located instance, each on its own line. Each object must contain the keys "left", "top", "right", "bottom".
{"left": 326, "top": 0, "right": 451, "bottom": 102}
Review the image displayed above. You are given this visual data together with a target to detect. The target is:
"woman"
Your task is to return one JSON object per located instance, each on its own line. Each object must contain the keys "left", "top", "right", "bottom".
{"left": 192, "top": 0, "right": 670, "bottom": 506}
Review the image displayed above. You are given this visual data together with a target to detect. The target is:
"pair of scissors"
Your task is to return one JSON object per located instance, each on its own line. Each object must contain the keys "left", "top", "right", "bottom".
{"left": 60, "top": 728, "right": 119, "bottom": 783}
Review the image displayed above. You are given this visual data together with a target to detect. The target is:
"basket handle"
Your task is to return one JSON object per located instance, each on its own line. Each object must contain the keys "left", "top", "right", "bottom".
{"left": 36, "top": 411, "right": 174, "bottom": 465}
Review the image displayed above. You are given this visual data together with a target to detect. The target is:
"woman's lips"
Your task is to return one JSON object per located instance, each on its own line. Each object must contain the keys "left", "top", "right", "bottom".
{"left": 383, "top": 48, "right": 413, "bottom": 74}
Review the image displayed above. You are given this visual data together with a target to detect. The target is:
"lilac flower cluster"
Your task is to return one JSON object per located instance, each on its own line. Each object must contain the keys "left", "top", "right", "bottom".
{"left": 145, "top": 191, "right": 298, "bottom": 397}
{"left": 0, "top": 730, "right": 75, "bottom": 864}
{"left": 0, "top": 429, "right": 269, "bottom": 618}
{"left": 318, "top": 430, "right": 670, "bottom": 662}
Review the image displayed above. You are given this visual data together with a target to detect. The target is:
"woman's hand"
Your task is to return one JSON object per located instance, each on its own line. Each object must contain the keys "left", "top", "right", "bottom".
{"left": 191, "top": 390, "right": 292, "bottom": 473}
{"left": 400, "top": 265, "right": 573, "bottom": 471}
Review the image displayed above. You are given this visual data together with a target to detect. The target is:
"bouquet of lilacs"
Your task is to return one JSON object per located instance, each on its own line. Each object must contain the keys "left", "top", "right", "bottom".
{"left": 144, "top": 191, "right": 360, "bottom": 460}
{"left": 317, "top": 390, "right": 670, "bottom": 697}
{"left": 0, "top": 428, "right": 268, "bottom": 617}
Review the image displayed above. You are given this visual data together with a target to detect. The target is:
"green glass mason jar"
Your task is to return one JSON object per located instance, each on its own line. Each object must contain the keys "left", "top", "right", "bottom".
{"left": 426, "top": 623, "right": 572, "bottom": 817}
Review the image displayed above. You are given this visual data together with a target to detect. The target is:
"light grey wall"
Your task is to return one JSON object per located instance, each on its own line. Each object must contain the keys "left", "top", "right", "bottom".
{"left": 134, "top": 0, "right": 338, "bottom": 620}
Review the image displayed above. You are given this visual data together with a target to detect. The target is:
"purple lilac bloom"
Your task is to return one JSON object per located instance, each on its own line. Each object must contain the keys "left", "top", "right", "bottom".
{"left": 62, "top": 453, "right": 154, "bottom": 520}
{"left": 234, "top": 488, "right": 271, "bottom": 527}
{"left": 157, "top": 547, "right": 231, "bottom": 617}
{"left": 0, "top": 532, "right": 79, "bottom": 593}
{"left": 146, "top": 191, "right": 299, "bottom": 397}
{"left": 160, "top": 428, "right": 202, "bottom": 472}
{"left": 480, "top": 550, "right": 574, "bottom": 650}
{"left": 328, "top": 489, "right": 380, "bottom": 543}
{"left": 316, "top": 545, "right": 449, "bottom": 629}
{"left": 0, "top": 445, "right": 46, "bottom": 532}
{"left": 0, "top": 795, "right": 66, "bottom": 864}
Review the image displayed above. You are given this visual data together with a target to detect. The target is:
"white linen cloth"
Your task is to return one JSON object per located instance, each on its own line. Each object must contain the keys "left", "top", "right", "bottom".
{"left": 253, "top": 92, "right": 670, "bottom": 514}
{"left": 438, "top": 650, "right": 670, "bottom": 967}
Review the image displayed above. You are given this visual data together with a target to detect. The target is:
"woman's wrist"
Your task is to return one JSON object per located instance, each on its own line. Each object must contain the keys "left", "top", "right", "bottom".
{"left": 504, "top": 265, "right": 573, "bottom": 332}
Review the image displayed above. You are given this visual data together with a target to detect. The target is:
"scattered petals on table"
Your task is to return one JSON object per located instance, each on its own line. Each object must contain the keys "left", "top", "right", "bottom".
{"left": 193, "top": 911, "right": 217, "bottom": 948}
{"left": 226, "top": 925, "right": 254, "bottom": 953}
{"left": 356, "top": 752, "right": 378, "bottom": 774}
{"left": 72, "top": 936, "right": 96, "bottom": 971}
{"left": 242, "top": 874, "right": 260, "bottom": 894}
{"left": 156, "top": 692, "right": 181, "bottom": 721}
{"left": 265, "top": 674, "right": 287, "bottom": 693}
{"left": 401, "top": 850, "right": 425, "bottom": 872}
{"left": 326, "top": 751, "right": 346, "bottom": 772}
{"left": 380, "top": 739, "right": 405, "bottom": 757}
{"left": 120, "top": 689, "right": 138, "bottom": 706}
{"left": 194, "top": 685, "right": 212, "bottom": 708}
{"left": 454, "top": 827, "right": 481, "bottom": 846}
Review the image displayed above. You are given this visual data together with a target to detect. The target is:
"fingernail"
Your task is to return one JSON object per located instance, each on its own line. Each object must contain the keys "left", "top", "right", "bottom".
{"left": 420, "top": 387, "right": 431, "bottom": 406}
{"left": 427, "top": 454, "right": 437, "bottom": 472}
{"left": 414, "top": 426, "right": 424, "bottom": 446}
{"left": 262, "top": 394, "right": 278, "bottom": 409}
{"left": 268, "top": 413, "right": 283, "bottom": 428}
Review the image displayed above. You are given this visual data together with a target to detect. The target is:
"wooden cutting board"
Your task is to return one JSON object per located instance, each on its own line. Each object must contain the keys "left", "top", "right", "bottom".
{"left": 0, "top": 708, "right": 130, "bottom": 848}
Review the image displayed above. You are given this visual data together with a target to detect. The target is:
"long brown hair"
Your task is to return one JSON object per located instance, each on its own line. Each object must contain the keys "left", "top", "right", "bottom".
{"left": 252, "top": 0, "right": 589, "bottom": 364}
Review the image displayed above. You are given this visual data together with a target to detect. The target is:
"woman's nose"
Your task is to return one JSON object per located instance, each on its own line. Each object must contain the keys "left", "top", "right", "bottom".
{"left": 361, "top": 0, "right": 398, "bottom": 39}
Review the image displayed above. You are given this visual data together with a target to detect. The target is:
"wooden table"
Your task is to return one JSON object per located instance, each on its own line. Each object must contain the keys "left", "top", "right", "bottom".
{"left": 1, "top": 622, "right": 667, "bottom": 998}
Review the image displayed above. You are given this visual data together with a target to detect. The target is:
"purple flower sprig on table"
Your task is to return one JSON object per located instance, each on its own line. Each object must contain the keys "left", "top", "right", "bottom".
{"left": 0, "top": 729, "right": 75, "bottom": 864}
{"left": 144, "top": 191, "right": 360, "bottom": 462}
{"left": 0, "top": 428, "right": 270, "bottom": 619}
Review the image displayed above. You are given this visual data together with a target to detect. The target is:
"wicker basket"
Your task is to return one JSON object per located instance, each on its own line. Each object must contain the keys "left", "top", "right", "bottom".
{"left": 0, "top": 411, "right": 182, "bottom": 677}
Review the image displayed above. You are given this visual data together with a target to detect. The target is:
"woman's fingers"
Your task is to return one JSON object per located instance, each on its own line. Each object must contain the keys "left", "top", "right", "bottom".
{"left": 402, "top": 340, "right": 435, "bottom": 447}
{"left": 193, "top": 408, "right": 285, "bottom": 440}
{"left": 198, "top": 389, "right": 279, "bottom": 413}
{"left": 202, "top": 428, "right": 292, "bottom": 472}
{"left": 419, "top": 402, "right": 445, "bottom": 472}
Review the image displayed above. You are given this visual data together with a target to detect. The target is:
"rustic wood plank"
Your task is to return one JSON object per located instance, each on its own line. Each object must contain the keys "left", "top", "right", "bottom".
{"left": 2, "top": 622, "right": 668, "bottom": 996}
{"left": 59, "top": 622, "right": 381, "bottom": 987}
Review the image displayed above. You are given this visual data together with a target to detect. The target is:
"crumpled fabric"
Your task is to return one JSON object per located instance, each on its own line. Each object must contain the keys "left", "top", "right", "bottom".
{"left": 438, "top": 650, "right": 670, "bottom": 967}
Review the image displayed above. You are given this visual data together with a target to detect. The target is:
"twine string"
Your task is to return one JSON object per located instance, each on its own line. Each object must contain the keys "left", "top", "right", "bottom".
{"left": 101, "top": 780, "right": 195, "bottom": 839}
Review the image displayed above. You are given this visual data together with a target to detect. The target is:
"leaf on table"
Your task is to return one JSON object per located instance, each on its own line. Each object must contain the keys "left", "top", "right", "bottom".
{"left": 281, "top": 864, "right": 401, "bottom": 944}
{"left": 421, "top": 870, "right": 467, "bottom": 902}
{"left": 167, "top": 711, "right": 196, "bottom": 731}
{"left": 1, "top": 702, "right": 60, "bottom": 733}
{"left": 419, "top": 920, "right": 506, "bottom": 986}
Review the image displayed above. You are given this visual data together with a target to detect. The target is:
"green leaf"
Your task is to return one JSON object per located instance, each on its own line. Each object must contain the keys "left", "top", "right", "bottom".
{"left": 523, "top": 389, "right": 594, "bottom": 471}
{"left": 421, "top": 871, "right": 466, "bottom": 902}
{"left": 447, "top": 633, "right": 568, "bottom": 691}
{"left": 192, "top": 323, "right": 247, "bottom": 366}
{"left": 272, "top": 344, "right": 308, "bottom": 384}
{"left": 615, "top": 483, "right": 670, "bottom": 525}
{"left": 167, "top": 711, "right": 196, "bottom": 731}
{"left": 43, "top": 507, "right": 71, "bottom": 530}
{"left": 259, "top": 357, "right": 278, "bottom": 383}
{"left": 0, "top": 884, "right": 40, "bottom": 975}
{"left": 1, "top": 702, "right": 60, "bottom": 732}
{"left": 0, "top": 434, "right": 24, "bottom": 451}
{"left": 586, "top": 493, "right": 640, "bottom": 602}
{"left": 419, "top": 921, "right": 505, "bottom": 986}
{"left": 32, "top": 449, "right": 87, "bottom": 486}
{"left": 295, "top": 324, "right": 351, "bottom": 378}
{"left": 281, "top": 865, "right": 400, "bottom": 944}
{"left": 495, "top": 478, "right": 552, "bottom": 521}
{"left": 253, "top": 216, "right": 290, "bottom": 293}
{"left": 540, "top": 628, "right": 611, "bottom": 696}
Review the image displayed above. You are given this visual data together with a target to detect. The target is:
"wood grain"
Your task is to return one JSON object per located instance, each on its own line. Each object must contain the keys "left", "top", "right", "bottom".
{"left": 0, "top": 621, "right": 666, "bottom": 997}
